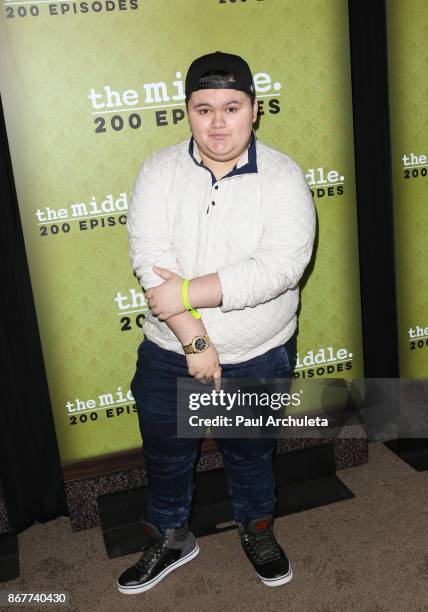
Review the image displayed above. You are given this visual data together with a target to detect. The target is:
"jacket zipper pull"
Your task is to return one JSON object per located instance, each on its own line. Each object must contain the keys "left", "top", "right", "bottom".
{"left": 206, "top": 204, "right": 209, "bottom": 214}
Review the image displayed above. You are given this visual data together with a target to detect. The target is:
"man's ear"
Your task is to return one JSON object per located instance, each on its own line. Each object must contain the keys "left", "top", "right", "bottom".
{"left": 252, "top": 99, "right": 258, "bottom": 123}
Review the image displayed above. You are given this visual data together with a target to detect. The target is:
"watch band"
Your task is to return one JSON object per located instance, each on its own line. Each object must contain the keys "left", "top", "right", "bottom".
{"left": 182, "top": 278, "right": 201, "bottom": 319}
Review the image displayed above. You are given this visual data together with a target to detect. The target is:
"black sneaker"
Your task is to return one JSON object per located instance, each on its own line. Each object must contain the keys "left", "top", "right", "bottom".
{"left": 238, "top": 515, "right": 293, "bottom": 587}
{"left": 117, "top": 521, "right": 199, "bottom": 594}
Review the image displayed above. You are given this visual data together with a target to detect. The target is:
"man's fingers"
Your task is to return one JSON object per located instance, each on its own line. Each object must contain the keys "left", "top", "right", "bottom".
{"left": 213, "top": 367, "right": 222, "bottom": 392}
{"left": 151, "top": 309, "right": 173, "bottom": 321}
{"left": 188, "top": 363, "right": 222, "bottom": 388}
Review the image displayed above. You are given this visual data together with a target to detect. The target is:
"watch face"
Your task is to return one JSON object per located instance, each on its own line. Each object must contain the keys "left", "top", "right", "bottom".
{"left": 193, "top": 337, "right": 207, "bottom": 352}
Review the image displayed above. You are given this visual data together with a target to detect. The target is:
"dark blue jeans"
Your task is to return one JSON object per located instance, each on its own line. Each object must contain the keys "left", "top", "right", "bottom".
{"left": 130, "top": 335, "right": 296, "bottom": 532}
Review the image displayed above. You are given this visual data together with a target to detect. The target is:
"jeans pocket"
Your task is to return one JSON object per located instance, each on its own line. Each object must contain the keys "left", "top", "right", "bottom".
{"left": 278, "top": 345, "right": 291, "bottom": 372}
{"left": 279, "top": 335, "right": 297, "bottom": 375}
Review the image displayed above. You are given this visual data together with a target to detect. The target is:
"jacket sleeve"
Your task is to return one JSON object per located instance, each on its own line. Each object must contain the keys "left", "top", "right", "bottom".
{"left": 126, "top": 157, "right": 184, "bottom": 290}
{"left": 216, "top": 161, "right": 316, "bottom": 312}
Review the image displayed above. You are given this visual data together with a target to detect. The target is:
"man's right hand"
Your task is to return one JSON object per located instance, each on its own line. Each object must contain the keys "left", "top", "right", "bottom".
{"left": 186, "top": 344, "right": 222, "bottom": 391}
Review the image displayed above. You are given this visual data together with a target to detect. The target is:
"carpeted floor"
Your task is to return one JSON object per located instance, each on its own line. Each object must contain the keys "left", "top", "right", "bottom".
{"left": 3, "top": 442, "right": 428, "bottom": 612}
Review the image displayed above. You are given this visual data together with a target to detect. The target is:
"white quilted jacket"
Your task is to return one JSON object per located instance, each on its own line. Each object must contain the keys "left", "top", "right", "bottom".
{"left": 127, "top": 138, "right": 316, "bottom": 364}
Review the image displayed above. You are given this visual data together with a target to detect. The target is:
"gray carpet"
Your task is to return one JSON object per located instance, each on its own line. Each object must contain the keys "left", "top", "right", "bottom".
{"left": 3, "top": 442, "right": 428, "bottom": 612}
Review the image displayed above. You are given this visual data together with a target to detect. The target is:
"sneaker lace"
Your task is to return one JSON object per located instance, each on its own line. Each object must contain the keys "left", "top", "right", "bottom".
{"left": 134, "top": 539, "right": 165, "bottom": 571}
{"left": 244, "top": 528, "right": 281, "bottom": 563}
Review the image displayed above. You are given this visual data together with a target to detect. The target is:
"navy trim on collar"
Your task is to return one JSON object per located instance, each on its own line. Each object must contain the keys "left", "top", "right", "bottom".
{"left": 188, "top": 132, "right": 258, "bottom": 185}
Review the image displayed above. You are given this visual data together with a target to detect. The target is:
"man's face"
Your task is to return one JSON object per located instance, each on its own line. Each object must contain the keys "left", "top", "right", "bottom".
{"left": 187, "top": 89, "right": 258, "bottom": 165}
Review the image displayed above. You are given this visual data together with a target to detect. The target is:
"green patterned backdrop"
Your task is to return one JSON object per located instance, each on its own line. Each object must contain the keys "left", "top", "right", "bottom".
{"left": 387, "top": 0, "right": 428, "bottom": 377}
{"left": 0, "top": 0, "right": 363, "bottom": 462}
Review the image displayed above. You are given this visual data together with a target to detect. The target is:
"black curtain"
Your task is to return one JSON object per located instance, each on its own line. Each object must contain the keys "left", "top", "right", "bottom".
{"left": 348, "top": 0, "right": 399, "bottom": 378}
{"left": 0, "top": 95, "right": 68, "bottom": 532}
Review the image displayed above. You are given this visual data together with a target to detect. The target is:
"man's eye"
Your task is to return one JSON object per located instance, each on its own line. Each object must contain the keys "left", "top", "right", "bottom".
{"left": 199, "top": 108, "right": 209, "bottom": 114}
{"left": 227, "top": 107, "right": 238, "bottom": 112}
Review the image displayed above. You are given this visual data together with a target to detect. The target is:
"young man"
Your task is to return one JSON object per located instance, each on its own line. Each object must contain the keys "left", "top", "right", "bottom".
{"left": 118, "top": 51, "right": 315, "bottom": 594}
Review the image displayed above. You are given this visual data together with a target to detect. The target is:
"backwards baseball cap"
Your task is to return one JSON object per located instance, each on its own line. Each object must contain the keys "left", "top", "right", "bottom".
{"left": 185, "top": 51, "right": 255, "bottom": 98}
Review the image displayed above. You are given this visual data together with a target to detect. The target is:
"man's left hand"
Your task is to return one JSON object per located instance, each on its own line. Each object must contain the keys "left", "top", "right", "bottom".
{"left": 145, "top": 266, "right": 185, "bottom": 320}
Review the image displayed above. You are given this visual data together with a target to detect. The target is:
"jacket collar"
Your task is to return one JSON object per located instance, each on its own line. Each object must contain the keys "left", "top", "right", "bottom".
{"left": 188, "top": 131, "right": 258, "bottom": 183}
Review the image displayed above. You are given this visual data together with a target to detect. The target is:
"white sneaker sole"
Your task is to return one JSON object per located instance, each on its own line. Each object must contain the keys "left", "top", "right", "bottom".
{"left": 117, "top": 543, "right": 200, "bottom": 595}
{"left": 258, "top": 565, "right": 293, "bottom": 587}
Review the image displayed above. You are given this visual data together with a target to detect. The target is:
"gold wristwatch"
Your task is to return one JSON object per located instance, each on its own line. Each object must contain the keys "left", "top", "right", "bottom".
{"left": 183, "top": 335, "right": 210, "bottom": 354}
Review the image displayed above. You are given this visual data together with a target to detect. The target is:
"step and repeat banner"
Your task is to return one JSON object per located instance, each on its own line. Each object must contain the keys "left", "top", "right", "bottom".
{"left": 0, "top": 0, "right": 363, "bottom": 463}
{"left": 387, "top": 0, "right": 428, "bottom": 378}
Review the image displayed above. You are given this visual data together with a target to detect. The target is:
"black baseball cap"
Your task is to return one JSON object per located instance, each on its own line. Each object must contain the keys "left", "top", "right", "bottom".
{"left": 185, "top": 51, "right": 255, "bottom": 98}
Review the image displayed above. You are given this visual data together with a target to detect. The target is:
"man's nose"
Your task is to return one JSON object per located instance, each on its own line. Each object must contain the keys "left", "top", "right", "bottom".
{"left": 211, "top": 110, "right": 226, "bottom": 128}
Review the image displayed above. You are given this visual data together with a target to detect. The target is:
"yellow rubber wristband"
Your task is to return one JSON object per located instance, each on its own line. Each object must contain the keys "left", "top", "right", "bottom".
{"left": 182, "top": 278, "right": 201, "bottom": 319}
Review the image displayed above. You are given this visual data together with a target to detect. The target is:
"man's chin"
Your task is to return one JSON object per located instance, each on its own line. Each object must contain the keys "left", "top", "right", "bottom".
{"left": 203, "top": 148, "right": 240, "bottom": 163}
